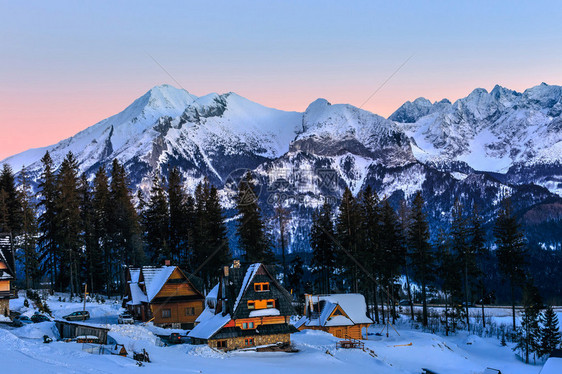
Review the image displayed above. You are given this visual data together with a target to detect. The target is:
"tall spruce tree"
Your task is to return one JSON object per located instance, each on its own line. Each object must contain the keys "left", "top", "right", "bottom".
{"left": 398, "top": 200, "right": 415, "bottom": 320}
{"left": 288, "top": 254, "right": 304, "bottom": 297}
{"left": 451, "top": 199, "right": 476, "bottom": 330}
{"left": 38, "top": 151, "right": 58, "bottom": 289}
{"left": 144, "top": 173, "right": 170, "bottom": 264}
{"left": 408, "top": 191, "right": 434, "bottom": 327}
{"left": 514, "top": 281, "right": 543, "bottom": 364}
{"left": 359, "top": 186, "right": 381, "bottom": 323}
{"left": 236, "top": 172, "right": 274, "bottom": 264}
{"left": 92, "top": 167, "right": 111, "bottom": 293}
{"left": 539, "top": 306, "right": 562, "bottom": 357}
{"left": 380, "top": 200, "right": 404, "bottom": 323}
{"left": 470, "top": 204, "right": 489, "bottom": 328}
{"left": 167, "top": 167, "right": 188, "bottom": 265}
{"left": 108, "top": 159, "right": 143, "bottom": 294}
{"left": 55, "top": 152, "right": 81, "bottom": 295}
{"left": 204, "top": 185, "right": 231, "bottom": 287}
{"left": 0, "top": 163, "right": 22, "bottom": 235}
{"left": 18, "top": 166, "right": 40, "bottom": 289}
{"left": 336, "top": 187, "right": 361, "bottom": 292}
{"left": 310, "top": 199, "right": 336, "bottom": 294}
{"left": 494, "top": 197, "right": 527, "bottom": 329}
{"left": 79, "top": 173, "right": 101, "bottom": 294}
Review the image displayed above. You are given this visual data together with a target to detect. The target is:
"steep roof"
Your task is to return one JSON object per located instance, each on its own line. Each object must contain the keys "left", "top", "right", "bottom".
{"left": 0, "top": 234, "right": 15, "bottom": 280}
{"left": 140, "top": 266, "right": 176, "bottom": 301}
{"left": 225, "top": 263, "right": 296, "bottom": 319}
{"left": 296, "top": 294, "right": 373, "bottom": 328}
{"left": 188, "top": 312, "right": 231, "bottom": 340}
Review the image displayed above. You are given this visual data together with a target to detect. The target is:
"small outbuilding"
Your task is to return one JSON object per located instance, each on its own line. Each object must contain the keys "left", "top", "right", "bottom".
{"left": 123, "top": 265, "right": 205, "bottom": 329}
{"left": 295, "top": 294, "right": 373, "bottom": 340}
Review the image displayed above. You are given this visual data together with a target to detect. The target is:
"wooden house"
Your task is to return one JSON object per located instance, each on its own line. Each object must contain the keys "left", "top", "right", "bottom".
{"left": 295, "top": 294, "right": 373, "bottom": 340}
{"left": 0, "top": 234, "right": 15, "bottom": 317}
{"left": 188, "top": 262, "right": 298, "bottom": 351}
{"left": 123, "top": 266, "right": 204, "bottom": 329}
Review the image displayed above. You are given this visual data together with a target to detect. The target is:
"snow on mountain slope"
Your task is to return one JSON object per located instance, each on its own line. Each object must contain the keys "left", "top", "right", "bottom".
{"left": 4, "top": 84, "right": 196, "bottom": 173}
{"left": 392, "top": 83, "right": 562, "bottom": 174}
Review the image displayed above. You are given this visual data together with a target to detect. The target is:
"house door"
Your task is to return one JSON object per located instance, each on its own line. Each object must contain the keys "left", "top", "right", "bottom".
{"left": 334, "top": 328, "right": 344, "bottom": 338}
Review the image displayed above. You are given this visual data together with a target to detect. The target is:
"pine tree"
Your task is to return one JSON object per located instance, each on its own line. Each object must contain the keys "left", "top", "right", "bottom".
{"left": 539, "top": 306, "right": 562, "bottom": 357}
{"left": 274, "top": 202, "right": 290, "bottom": 285}
{"left": 18, "top": 166, "right": 40, "bottom": 289}
{"left": 470, "top": 204, "right": 489, "bottom": 328}
{"left": 380, "top": 199, "right": 404, "bottom": 323}
{"left": 203, "top": 185, "right": 231, "bottom": 288}
{"left": 359, "top": 186, "right": 381, "bottom": 323}
{"left": 494, "top": 197, "right": 527, "bottom": 329}
{"left": 236, "top": 172, "right": 274, "bottom": 264}
{"left": 398, "top": 200, "right": 415, "bottom": 321}
{"left": 79, "top": 173, "right": 101, "bottom": 294}
{"left": 92, "top": 167, "right": 111, "bottom": 293}
{"left": 408, "top": 191, "right": 434, "bottom": 327}
{"left": 144, "top": 173, "right": 170, "bottom": 264}
{"left": 108, "top": 159, "right": 143, "bottom": 294}
{"left": 167, "top": 167, "right": 188, "bottom": 265}
{"left": 0, "top": 163, "right": 22, "bottom": 235}
{"left": 38, "top": 151, "right": 59, "bottom": 290}
{"left": 335, "top": 187, "right": 361, "bottom": 292}
{"left": 451, "top": 199, "right": 476, "bottom": 330}
{"left": 310, "top": 199, "right": 336, "bottom": 294}
{"left": 55, "top": 152, "right": 82, "bottom": 295}
{"left": 513, "top": 282, "right": 542, "bottom": 364}
{"left": 288, "top": 255, "right": 304, "bottom": 297}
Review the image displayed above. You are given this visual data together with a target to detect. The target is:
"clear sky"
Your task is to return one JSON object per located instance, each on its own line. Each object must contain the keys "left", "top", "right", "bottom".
{"left": 1, "top": 0, "right": 561, "bottom": 160}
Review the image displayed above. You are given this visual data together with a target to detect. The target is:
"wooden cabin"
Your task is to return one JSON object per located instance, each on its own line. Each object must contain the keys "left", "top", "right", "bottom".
{"left": 123, "top": 266, "right": 204, "bottom": 329}
{"left": 0, "top": 234, "right": 15, "bottom": 317}
{"left": 295, "top": 294, "right": 373, "bottom": 340}
{"left": 188, "top": 262, "right": 298, "bottom": 351}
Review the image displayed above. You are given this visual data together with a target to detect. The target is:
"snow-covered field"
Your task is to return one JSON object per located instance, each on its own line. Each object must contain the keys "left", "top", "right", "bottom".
{"left": 0, "top": 292, "right": 549, "bottom": 374}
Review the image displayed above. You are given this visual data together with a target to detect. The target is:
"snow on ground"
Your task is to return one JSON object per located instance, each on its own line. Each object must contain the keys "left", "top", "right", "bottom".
{"left": 0, "top": 292, "right": 550, "bottom": 373}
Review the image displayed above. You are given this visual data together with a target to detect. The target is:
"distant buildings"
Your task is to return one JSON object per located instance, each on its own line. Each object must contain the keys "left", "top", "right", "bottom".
{"left": 295, "top": 294, "right": 373, "bottom": 340}
{"left": 123, "top": 265, "right": 205, "bottom": 328}
{"left": 188, "top": 262, "right": 298, "bottom": 351}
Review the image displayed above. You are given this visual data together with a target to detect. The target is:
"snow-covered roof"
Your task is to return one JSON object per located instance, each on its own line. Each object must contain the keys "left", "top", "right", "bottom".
{"left": 127, "top": 283, "right": 148, "bottom": 305}
{"left": 299, "top": 294, "right": 373, "bottom": 328}
{"left": 141, "top": 266, "right": 176, "bottom": 301}
{"left": 232, "top": 263, "right": 261, "bottom": 313}
{"left": 541, "top": 357, "right": 562, "bottom": 374}
{"left": 188, "top": 312, "right": 231, "bottom": 340}
{"left": 129, "top": 268, "right": 141, "bottom": 283}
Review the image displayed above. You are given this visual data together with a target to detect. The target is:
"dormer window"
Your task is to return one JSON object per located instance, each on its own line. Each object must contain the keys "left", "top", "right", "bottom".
{"left": 247, "top": 301, "right": 255, "bottom": 309}
{"left": 254, "top": 282, "right": 269, "bottom": 292}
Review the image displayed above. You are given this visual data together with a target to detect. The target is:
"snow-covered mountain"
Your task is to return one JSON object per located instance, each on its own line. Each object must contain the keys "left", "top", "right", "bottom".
{"left": 2, "top": 83, "right": 562, "bottom": 252}
{"left": 390, "top": 83, "right": 562, "bottom": 195}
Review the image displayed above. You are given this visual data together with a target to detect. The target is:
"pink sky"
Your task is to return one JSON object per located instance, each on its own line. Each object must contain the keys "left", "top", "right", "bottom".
{"left": 1, "top": 1, "right": 561, "bottom": 161}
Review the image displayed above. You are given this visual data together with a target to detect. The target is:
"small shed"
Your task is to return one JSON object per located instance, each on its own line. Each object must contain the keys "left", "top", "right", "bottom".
{"left": 295, "top": 294, "right": 373, "bottom": 340}
{"left": 55, "top": 320, "right": 111, "bottom": 344}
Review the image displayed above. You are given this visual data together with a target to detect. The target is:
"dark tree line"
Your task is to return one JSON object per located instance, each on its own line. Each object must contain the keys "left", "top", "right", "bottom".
{"left": 307, "top": 186, "right": 554, "bottom": 339}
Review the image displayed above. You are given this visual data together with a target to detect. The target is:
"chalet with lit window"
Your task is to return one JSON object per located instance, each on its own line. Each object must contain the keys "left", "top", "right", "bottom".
{"left": 0, "top": 234, "right": 15, "bottom": 317}
{"left": 295, "top": 294, "right": 373, "bottom": 340}
{"left": 188, "top": 262, "right": 298, "bottom": 351}
{"left": 123, "top": 266, "right": 204, "bottom": 328}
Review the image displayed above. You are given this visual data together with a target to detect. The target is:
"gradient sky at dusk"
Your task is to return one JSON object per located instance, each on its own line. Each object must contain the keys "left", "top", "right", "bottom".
{"left": 1, "top": 0, "right": 562, "bottom": 160}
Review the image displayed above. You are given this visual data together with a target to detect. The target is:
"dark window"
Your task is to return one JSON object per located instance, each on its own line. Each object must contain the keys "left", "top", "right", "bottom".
{"left": 247, "top": 301, "right": 255, "bottom": 309}
{"left": 217, "top": 340, "right": 227, "bottom": 348}
{"left": 185, "top": 307, "right": 195, "bottom": 316}
{"left": 244, "top": 338, "right": 254, "bottom": 346}
{"left": 266, "top": 300, "right": 275, "bottom": 308}
{"left": 162, "top": 309, "right": 171, "bottom": 318}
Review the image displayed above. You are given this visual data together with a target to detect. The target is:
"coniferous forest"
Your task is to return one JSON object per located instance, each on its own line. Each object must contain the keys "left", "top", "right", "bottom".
{"left": 1, "top": 151, "right": 562, "bottom": 359}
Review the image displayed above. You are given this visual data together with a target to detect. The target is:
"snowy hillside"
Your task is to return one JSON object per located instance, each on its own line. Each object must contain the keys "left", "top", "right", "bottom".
{"left": 2, "top": 83, "right": 562, "bottom": 252}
